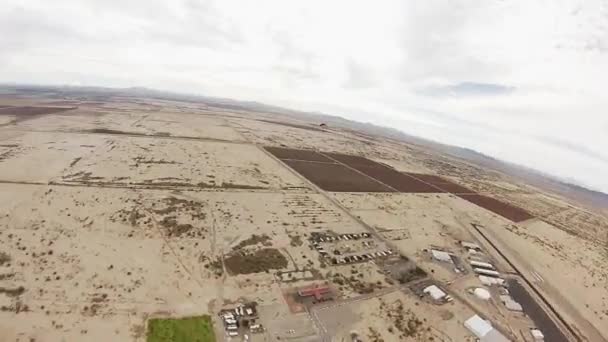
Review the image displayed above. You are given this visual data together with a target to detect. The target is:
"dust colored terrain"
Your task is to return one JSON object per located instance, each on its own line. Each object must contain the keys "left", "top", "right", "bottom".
{"left": 1, "top": 88, "right": 607, "bottom": 342}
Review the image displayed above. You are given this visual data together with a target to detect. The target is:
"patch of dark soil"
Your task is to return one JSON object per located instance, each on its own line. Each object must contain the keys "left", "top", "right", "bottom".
{"left": 0, "top": 273, "right": 15, "bottom": 281}
{"left": 330, "top": 272, "right": 384, "bottom": 295}
{"left": 204, "top": 258, "right": 224, "bottom": 277}
{"left": 284, "top": 160, "right": 394, "bottom": 192}
{"left": 0, "top": 106, "right": 76, "bottom": 125}
{"left": 0, "top": 252, "right": 11, "bottom": 266}
{"left": 458, "top": 194, "right": 533, "bottom": 222}
{"left": 69, "top": 157, "right": 82, "bottom": 168}
{"left": 219, "top": 182, "right": 266, "bottom": 189}
{"left": 234, "top": 234, "right": 272, "bottom": 250}
{"left": 62, "top": 171, "right": 105, "bottom": 182}
{"left": 85, "top": 128, "right": 131, "bottom": 135}
{"left": 158, "top": 216, "right": 195, "bottom": 237}
{"left": 133, "top": 157, "right": 180, "bottom": 165}
{"left": 0, "top": 286, "right": 25, "bottom": 297}
{"left": 224, "top": 248, "right": 288, "bottom": 275}
{"left": 289, "top": 234, "right": 303, "bottom": 247}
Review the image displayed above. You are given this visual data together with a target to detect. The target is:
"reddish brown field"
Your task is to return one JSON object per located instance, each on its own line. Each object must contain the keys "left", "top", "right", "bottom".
{"left": 350, "top": 164, "right": 442, "bottom": 193}
{"left": 323, "top": 152, "right": 381, "bottom": 167}
{"left": 457, "top": 194, "right": 534, "bottom": 222}
{"left": 404, "top": 173, "right": 475, "bottom": 194}
{"left": 265, "top": 146, "right": 333, "bottom": 162}
{"left": 283, "top": 160, "right": 394, "bottom": 192}
{"left": 325, "top": 152, "right": 442, "bottom": 193}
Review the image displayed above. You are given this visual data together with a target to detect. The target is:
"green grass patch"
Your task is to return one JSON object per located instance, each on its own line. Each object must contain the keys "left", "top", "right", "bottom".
{"left": 147, "top": 315, "right": 216, "bottom": 342}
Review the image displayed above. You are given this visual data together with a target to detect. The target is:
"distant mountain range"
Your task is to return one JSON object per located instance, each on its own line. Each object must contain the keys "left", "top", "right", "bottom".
{"left": 3, "top": 84, "right": 607, "bottom": 210}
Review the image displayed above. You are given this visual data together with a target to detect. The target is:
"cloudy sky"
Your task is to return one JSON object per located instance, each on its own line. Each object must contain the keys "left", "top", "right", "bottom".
{"left": 2, "top": 0, "right": 608, "bottom": 192}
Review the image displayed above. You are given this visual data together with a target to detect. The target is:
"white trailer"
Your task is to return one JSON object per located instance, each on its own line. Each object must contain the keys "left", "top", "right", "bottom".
{"left": 473, "top": 268, "right": 500, "bottom": 277}
{"left": 470, "top": 260, "right": 495, "bottom": 269}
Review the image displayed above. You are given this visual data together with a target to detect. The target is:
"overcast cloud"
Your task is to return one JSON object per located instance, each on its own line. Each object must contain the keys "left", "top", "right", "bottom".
{"left": 2, "top": 0, "right": 608, "bottom": 192}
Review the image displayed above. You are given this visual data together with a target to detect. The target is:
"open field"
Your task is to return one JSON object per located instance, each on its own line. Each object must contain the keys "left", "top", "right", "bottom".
{"left": 283, "top": 160, "right": 394, "bottom": 192}
{"left": 1, "top": 93, "right": 607, "bottom": 342}
{"left": 457, "top": 194, "right": 534, "bottom": 223}
{"left": 147, "top": 316, "right": 215, "bottom": 342}
{"left": 325, "top": 290, "right": 476, "bottom": 341}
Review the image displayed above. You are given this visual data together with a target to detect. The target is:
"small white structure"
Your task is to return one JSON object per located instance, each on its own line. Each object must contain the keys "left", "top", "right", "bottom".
{"left": 474, "top": 288, "right": 491, "bottom": 301}
{"left": 474, "top": 268, "right": 500, "bottom": 277}
{"left": 470, "top": 260, "right": 495, "bottom": 269}
{"left": 530, "top": 328, "right": 544, "bottom": 340}
{"left": 479, "top": 275, "right": 505, "bottom": 286}
{"left": 500, "top": 295, "right": 523, "bottom": 312}
{"left": 461, "top": 241, "right": 481, "bottom": 250}
{"left": 423, "top": 285, "right": 447, "bottom": 301}
{"left": 431, "top": 249, "right": 453, "bottom": 263}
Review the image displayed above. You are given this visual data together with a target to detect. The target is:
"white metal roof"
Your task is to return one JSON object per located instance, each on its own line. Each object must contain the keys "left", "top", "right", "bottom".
{"left": 464, "top": 315, "right": 493, "bottom": 338}
{"left": 431, "top": 249, "right": 453, "bottom": 263}
{"left": 423, "top": 285, "right": 446, "bottom": 300}
{"left": 479, "top": 275, "right": 505, "bottom": 286}
{"left": 465, "top": 315, "right": 511, "bottom": 342}
{"left": 470, "top": 260, "right": 495, "bottom": 269}
{"left": 474, "top": 288, "right": 491, "bottom": 300}
{"left": 500, "top": 295, "right": 523, "bottom": 312}
{"left": 474, "top": 268, "right": 500, "bottom": 277}
{"left": 481, "top": 329, "right": 511, "bottom": 342}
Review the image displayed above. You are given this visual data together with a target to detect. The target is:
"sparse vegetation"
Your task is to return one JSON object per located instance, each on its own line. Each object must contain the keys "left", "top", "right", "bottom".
{"left": 0, "top": 286, "right": 25, "bottom": 297}
{"left": 289, "top": 234, "right": 303, "bottom": 247}
{"left": 234, "top": 234, "right": 272, "bottom": 249}
{"left": 0, "top": 252, "right": 10, "bottom": 266}
{"left": 224, "top": 248, "right": 288, "bottom": 275}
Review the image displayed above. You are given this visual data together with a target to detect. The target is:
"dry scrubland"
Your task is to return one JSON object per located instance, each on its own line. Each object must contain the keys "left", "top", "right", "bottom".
{"left": 1, "top": 96, "right": 608, "bottom": 342}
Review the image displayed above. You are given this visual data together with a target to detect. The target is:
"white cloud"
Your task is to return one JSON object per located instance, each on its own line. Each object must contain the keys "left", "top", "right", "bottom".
{"left": 2, "top": 0, "right": 608, "bottom": 192}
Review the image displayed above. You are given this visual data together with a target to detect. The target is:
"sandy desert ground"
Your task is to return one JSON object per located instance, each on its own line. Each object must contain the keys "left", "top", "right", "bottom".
{"left": 1, "top": 92, "right": 607, "bottom": 342}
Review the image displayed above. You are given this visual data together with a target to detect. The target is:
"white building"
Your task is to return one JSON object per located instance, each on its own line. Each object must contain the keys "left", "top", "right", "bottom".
{"left": 479, "top": 275, "right": 505, "bottom": 286}
{"left": 474, "top": 268, "right": 500, "bottom": 277}
{"left": 464, "top": 315, "right": 510, "bottom": 342}
{"left": 431, "top": 249, "right": 453, "bottom": 263}
{"left": 423, "top": 285, "right": 446, "bottom": 301}
{"left": 470, "top": 260, "right": 495, "bottom": 269}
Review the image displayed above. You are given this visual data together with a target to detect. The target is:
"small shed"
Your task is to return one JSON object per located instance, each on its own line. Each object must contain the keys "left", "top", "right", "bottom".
{"left": 500, "top": 295, "right": 523, "bottom": 312}
{"left": 423, "top": 285, "right": 446, "bottom": 301}
{"left": 479, "top": 275, "right": 505, "bottom": 286}
{"left": 474, "top": 288, "right": 491, "bottom": 301}
{"left": 530, "top": 328, "right": 544, "bottom": 340}
{"left": 431, "top": 250, "right": 453, "bottom": 263}
{"left": 461, "top": 241, "right": 481, "bottom": 250}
